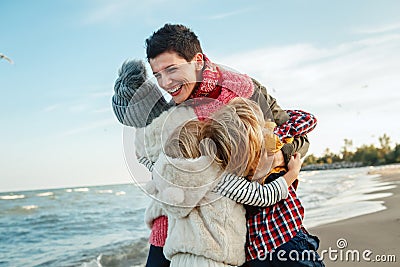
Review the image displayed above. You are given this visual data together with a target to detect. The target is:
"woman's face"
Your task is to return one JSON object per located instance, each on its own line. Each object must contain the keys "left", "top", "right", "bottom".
{"left": 149, "top": 51, "right": 202, "bottom": 104}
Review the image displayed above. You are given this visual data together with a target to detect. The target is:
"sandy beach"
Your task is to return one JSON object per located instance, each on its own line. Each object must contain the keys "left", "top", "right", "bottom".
{"left": 311, "top": 166, "right": 400, "bottom": 266}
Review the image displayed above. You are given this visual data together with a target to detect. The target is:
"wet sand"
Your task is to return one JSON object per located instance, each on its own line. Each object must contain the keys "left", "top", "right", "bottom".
{"left": 311, "top": 166, "right": 400, "bottom": 266}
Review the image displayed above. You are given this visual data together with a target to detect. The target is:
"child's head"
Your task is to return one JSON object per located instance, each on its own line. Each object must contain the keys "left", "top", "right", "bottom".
{"left": 163, "top": 98, "right": 275, "bottom": 179}
{"left": 201, "top": 97, "right": 267, "bottom": 178}
{"left": 164, "top": 120, "right": 204, "bottom": 159}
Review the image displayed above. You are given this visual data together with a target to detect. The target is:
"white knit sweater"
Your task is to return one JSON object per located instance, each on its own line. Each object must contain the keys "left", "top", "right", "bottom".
{"left": 150, "top": 153, "right": 247, "bottom": 266}
{"left": 135, "top": 105, "right": 198, "bottom": 228}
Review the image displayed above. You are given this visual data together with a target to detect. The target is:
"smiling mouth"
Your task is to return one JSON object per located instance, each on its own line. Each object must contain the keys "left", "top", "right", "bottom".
{"left": 168, "top": 84, "right": 183, "bottom": 96}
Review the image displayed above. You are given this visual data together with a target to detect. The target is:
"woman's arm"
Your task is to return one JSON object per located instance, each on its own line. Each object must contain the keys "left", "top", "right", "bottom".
{"left": 250, "top": 79, "right": 312, "bottom": 163}
{"left": 111, "top": 59, "right": 171, "bottom": 128}
{"left": 275, "top": 109, "right": 316, "bottom": 165}
{"left": 275, "top": 110, "right": 317, "bottom": 139}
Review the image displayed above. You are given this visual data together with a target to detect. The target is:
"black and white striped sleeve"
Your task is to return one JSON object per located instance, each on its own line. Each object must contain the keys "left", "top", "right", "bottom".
{"left": 212, "top": 173, "right": 289, "bottom": 207}
{"left": 138, "top": 156, "right": 154, "bottom": 172}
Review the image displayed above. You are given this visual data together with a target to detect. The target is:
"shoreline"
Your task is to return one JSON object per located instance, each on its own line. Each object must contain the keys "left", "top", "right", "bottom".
{"left": 310, "top": 165, "right": 400, "bottom": 266}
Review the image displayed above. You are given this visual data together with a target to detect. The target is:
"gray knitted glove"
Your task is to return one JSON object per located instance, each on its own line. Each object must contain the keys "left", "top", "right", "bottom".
{"left": 112, "top": 59, "right": 171, "bottom": 128}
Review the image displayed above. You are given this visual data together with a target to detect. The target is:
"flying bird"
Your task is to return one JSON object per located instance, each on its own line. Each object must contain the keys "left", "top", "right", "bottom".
{"left": 0, "top": 53, "right": 14, "bottom": 64}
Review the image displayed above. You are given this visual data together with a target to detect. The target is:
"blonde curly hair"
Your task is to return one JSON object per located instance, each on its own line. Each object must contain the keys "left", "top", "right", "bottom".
{"left": 164, "top": 97, "right": 272, "bottom": 179}
{"left": 164, "top": 119, "right": 205, "bottom": 159}
{"left": 201, "top": 98, "right": 266, "bottom": 178}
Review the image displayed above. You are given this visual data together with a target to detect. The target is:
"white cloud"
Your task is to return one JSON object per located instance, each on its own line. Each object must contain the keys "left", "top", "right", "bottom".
{"left": 81, "top": 0, "right": 167, "bottom": 25}
{"left": 92, "top": 107, "right": 111, "bottom": 113}
{"left": 82, "top": 0, "right": 132, "bottom": 25}
{"left": 208, "top": 7, "right": 253, "bottom": 20}
{"left": 61, "top": 118, "right": 115, "bottom": 136}
{"left": 354, "top": 21, "right": 400, "bottom": 35}
{"left": 42, "top": 104, "right": 60, "bottom": 113}
{"left": 217, "top": 33, "right": 400, "bottom": 155}
{"left": 89, "top": 90, "right": 113, "bottom": 98}
{"left": 69, "top": 104, "right": 89, "bottom": 113}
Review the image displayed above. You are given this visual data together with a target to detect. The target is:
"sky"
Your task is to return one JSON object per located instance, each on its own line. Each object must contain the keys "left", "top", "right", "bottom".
{"left": 1, "top": 0, "right": 399, "bottom": 192}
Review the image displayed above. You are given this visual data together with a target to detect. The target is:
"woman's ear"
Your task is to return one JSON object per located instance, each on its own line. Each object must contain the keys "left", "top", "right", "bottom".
{"left": 193, "top": 53, "right": 204, "bottom": 71}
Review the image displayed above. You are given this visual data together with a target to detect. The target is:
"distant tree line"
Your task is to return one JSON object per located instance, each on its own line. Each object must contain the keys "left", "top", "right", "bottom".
{"left": 303, "top": 134, "right": 400, "bottom": 168}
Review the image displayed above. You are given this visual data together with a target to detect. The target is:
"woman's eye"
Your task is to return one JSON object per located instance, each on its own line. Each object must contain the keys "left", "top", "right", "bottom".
{"left": 167, "top": 67, "right": 177, "bottom": 73}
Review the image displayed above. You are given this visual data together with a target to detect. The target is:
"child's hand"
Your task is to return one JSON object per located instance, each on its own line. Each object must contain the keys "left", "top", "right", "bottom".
{"left": 288, "top": 152, "right": 302, "bottom": 173}
{"left": 283, "top": 153, "right": 302, "bottom": 186}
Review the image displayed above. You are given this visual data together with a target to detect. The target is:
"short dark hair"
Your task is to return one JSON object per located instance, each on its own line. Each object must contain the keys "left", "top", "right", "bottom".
{"left": 145, "top": 24, "right": 203, "bottom": 62}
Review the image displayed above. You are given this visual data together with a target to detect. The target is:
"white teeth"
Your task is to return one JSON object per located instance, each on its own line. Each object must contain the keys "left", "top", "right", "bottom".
{"left": 169, "top": 85, "right": 182, "bottom": 93}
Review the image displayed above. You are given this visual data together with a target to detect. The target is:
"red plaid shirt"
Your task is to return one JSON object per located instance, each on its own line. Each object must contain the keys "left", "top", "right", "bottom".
{"left": 245, "top": 185, "right": 304, "bottom": 260}
{"left": 275, "top": 109, "right": 317, "bottom": 138}
{"left": 244, "top": 111, "right": 313, "bottom": 261}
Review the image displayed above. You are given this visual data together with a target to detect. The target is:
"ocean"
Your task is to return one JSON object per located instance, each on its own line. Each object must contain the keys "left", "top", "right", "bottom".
{"left": 0, "top": 166, "right": 396, "bottom": 267}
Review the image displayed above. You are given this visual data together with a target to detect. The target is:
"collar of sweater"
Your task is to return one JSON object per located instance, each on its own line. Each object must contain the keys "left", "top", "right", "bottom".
{"left": 152, "top": 153, "right": 223, "bottom": 206}
{"left": 154, "top": 153, "right": 222, "bottom": 188}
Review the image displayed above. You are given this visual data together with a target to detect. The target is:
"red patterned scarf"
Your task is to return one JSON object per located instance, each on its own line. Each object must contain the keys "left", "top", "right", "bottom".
{"left": 189, "top": 54, "right": 255, "bottom": 119}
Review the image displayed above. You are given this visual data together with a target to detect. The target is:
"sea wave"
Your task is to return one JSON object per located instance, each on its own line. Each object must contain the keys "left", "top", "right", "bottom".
{"left": 74, "top": 188, "right": 90, "bottom": 192}
{"left": 97, "top": 190, "right": 113, "bottom": 194}
{"left": 36, "top": 192, "right": 54, "bottom": 197}
{"left": 3, "top": 204, "right": 39, "bottom": 215}
{"left": 0, "top": 194, "right": 25, "bottom": 200}
{"left": 22, "top": 205, "right": 38, "bottom": 210}
{"left": 77, "top": 237, "right": 148, "bottom": 267}
{"left": 300, "top": 167, "right": 397, "bottom": 228}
